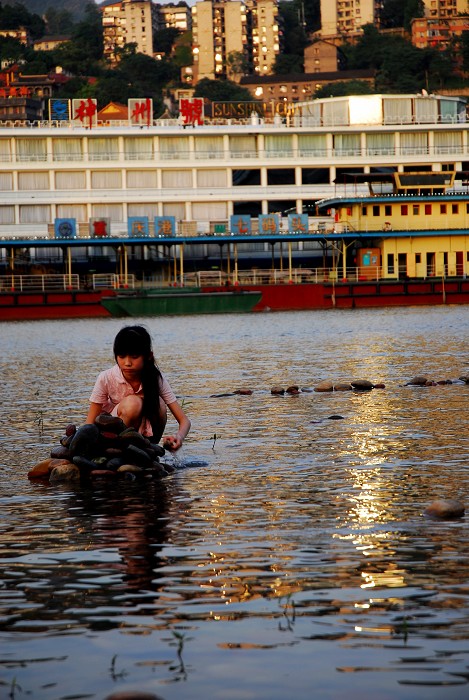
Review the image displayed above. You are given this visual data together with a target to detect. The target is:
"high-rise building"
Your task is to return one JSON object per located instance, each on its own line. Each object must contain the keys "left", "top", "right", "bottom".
{"left": 155, "top": 2, "right": 192, "bottom": 32}
{"left": 102, "top": 0, "right": 157, "bottom": 65}
{"left": 192, "top": 0, "right": 280, "bottom": 81}
{"left": 320, "top": 0, "right": 378, "bottom": 37}
{"left": 422, "top": 0, "right": 468, "bottom": 18}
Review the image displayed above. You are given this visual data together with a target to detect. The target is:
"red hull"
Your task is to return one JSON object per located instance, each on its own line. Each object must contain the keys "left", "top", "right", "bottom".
{"left": 206, "top": 279, "right": 469, "bottom": 311}
{"left": 1, "top": 280, "right": 469, "bottom": 320}
{"left": 0, "top": 290, "right": 113, "bottom": 321}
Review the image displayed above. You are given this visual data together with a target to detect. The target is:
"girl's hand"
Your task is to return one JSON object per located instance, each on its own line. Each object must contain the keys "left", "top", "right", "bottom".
{"left": 163, "top": 434, "right": 183, "bottom": 451}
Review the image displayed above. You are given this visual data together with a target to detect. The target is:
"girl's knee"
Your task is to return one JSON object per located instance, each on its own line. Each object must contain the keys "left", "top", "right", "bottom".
{"left": 117, "top": 395, "right": 144, "bottom": 427}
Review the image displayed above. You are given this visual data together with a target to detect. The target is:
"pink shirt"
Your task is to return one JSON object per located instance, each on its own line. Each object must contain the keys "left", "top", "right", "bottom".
{"left": 89, "top": 364, "right": 177, "bottom": 436}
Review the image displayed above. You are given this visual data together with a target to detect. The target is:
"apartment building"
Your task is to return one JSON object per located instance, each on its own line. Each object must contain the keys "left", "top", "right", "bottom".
{"left": 155, "top": 2, "right": 192, "bottom": 32}
{"left": 102, "top": 0, "right": 156, "bottom": 65}
{"left": 319, "top": 0, "right": 378, "bottom": 37}
{"left": 192, "top": 0, "right": 280, "bottom": 81}
{"left": 422, "top": 0, "right": 468, "bottom": 17}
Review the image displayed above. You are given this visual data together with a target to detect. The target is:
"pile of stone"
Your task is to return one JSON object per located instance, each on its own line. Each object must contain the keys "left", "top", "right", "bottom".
{"left": 313, "top": 379, "right": 385, "bottom": 393}
{"left": 405, "top": 374, "right": 469, "bottom": 386}
{"left": 28, "top": 413, "right": 173, "bottom": 483}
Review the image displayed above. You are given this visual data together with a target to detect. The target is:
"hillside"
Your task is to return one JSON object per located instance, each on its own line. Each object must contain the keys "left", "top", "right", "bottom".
{"left": 0, "top": 0, "right": 90, "bottom": 19}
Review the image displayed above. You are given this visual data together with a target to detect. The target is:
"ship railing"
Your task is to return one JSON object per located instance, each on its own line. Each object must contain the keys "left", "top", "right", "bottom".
{"left": 182, "top": 267, "right": 386, "bottom": 287}
{"left": 91, "top": 273, "right": 136, "bottom": 290}
{"left": 0, "top": 273, "right": 80, "bottom": 292}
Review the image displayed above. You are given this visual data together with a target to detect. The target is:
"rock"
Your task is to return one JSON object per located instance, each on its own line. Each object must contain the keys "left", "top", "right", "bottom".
{"left": 424, "top": 499, "right": 465, "bottom": 520}
{"left": 50, "top": 444, "right": 72, "bottom": 460}
{"left": 106, "top": 457, "right": 125, "bottom": 470}
{"left": 286, "top": 385, "right": 300, "bottom": 394}
{"left": 117, "top": 464, "right": 144, "bottom": 474}
{"left": 64, "top": 423, "right": 76, "bottom": 437}
{"left": 72, "top": 455, "right": 100, "bottom": 474}
{"left": 333, "top": 382, "right": 352, "bottom": 391}
{"left": 406, "top": 375, "right": 429, "bottom": 386}
{"left": 49, "top": 462, "right": 80, "bottom": 482}
{"left": 28, "top": 458, "right": 55, "bottom": 479}
{"left": 125, "top": 444, "right": 153, "bottom": 468}
{"left": 373, "top": 383, "right": 386, "bottom": 389}
{"left": 148, "top": 442, "right": 165, "bottom": 458}
{"left": 350, "top": 379, "right": 374, "bottom": 391}
{"left": 314, "top": 380, "right": 334, "bottom": 392}
{"left": 69, "top": 423, "right": 100, "bottom": 456}
{"left": 94, "top": 413, "right": 126, "bottom": 432}
{"left": 271, "top": 386, "right": 285, "bottom": 395}
{"left": 105, "top": 691, "right": 163, "bottom": 700}
{"left": 425, "top": 380, "right": 437, "bottom": 386}
{"left": 60, "top": 433, "right": 73, "bottom": 448}
{"left": 327, "top": 415, "right": 344, "bottom": 420}
{"left": 119, "top": 427, "right": 150, "bottom": 448}
{"left": 90, "top": 469, "right": 117, "bottom": 479}
{"left": 234, "top": 388, "right": 253, "bottom": 395}
{"left": 458, "top": 375, "right": 469, "bottom": 384}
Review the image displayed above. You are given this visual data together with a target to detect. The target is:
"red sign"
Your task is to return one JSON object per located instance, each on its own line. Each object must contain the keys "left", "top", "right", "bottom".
{"left": 179, "top": 97, "right": 204, "bottom": 126}
{"left": 73, "top": 98, "right": 97, "bottom": 129}
{"left": 129, "top": 98, "right": 153, "bottom": 127}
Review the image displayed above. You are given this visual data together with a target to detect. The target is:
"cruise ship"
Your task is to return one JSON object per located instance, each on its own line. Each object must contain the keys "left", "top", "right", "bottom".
{"left": 0, "top": 93, "right": 468, "bottom": 318}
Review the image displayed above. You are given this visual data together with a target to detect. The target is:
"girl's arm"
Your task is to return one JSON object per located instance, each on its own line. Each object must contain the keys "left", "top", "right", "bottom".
{"left": 86, "top": 402, "right": 103, "bottom": 425}
{"left": 163, "top": 400, "right": 191, "bottom": 451}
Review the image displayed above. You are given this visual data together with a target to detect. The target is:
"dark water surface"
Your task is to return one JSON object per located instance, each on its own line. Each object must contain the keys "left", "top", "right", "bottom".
{"left": 0, "top": 307, "right": 468, "bottom": 700}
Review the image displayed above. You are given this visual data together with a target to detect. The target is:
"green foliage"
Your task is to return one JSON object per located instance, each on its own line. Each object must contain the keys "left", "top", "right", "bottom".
{"left": 153, "top": 27, "right": 180, "bottom": 56}
{"left": 379, "top": 0, "right": 425, "bottom": 30}
{"left": 342, "top": 25, "right": 455, "bottom": 94}
{"left": 44, "top": 8, "right": 75, "bottom": 35}
{"left": 194, "top": 77, "right": 254, "bottom": 102}
{"left": 315, "top": 80, "right": 374, "bottom": 98}
{"left": 0, "top": 1, "right": 45, "bottom": 39}
{"left": 273, "top": 53, "right": 304, "bottom": 75}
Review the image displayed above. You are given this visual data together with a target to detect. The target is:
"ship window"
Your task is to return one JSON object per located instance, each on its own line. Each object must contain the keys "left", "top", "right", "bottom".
{"left": 387, "top": 253, "right": 395, "bottom": 274}
{"left": 441, "top": 204, "right": 447, "bottom": 214}
{"left": 452, "top": 204, "right": 459, "bottom": 214}
{"left": 425, "top": 204, "right": 432, "bottom": 215}
{"left": 385, "top": 205, "right": 392, "bottom": 216}
{"left": 466, "top": 204, "right": 469, "bottom": 214}
{"left": 413, "top": 205, "right": 420, "bottom": 215}
{"left": 415, "top": 253, "right": 421, "bottom": 263}
{"left": 372, "top": 205, "right": 380, "bottom": 216}
{"left": 401, "top": 204, "right": 408, "bottom": 215}
{"left": 362, "top": 206, "right": 367, "bottom": 215}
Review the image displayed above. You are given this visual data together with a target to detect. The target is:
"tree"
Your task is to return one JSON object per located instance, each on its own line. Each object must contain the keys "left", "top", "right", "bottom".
{"left": 0, "top": 2, "right": 45, "bottom": 39}
{"left": 44, "top": 8, "right": 75, "bottom": 35}
{"left": 194, "top": 77, "right": 254, "bottom": 102}
{"left": 273, "top": 53, "right": 304, "bottom": 75}
{"left": 379, "top": 0, "right": 425, "bottom": 31}
{"left": 226, "top": 50, "right": 249, "bottom": 80}
{"left": 314, "top": 80, "right": 374, "bottom": 98}
{"left": 153, "top": 27, "right": 180, "bottom": 56}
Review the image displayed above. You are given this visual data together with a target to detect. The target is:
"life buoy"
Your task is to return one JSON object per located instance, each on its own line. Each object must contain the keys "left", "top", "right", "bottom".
{"left": 382, "top": 221, "right": 392, "bottom": 232}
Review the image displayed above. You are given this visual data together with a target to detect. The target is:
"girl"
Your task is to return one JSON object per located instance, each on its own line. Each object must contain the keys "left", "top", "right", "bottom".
{"left": 86, "top": 325, "right": 191, "bottom": 450}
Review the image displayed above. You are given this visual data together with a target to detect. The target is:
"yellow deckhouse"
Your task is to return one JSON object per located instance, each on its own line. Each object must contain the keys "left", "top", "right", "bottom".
{"left": 317, "top": 171, "right": 469, "bottom": 279}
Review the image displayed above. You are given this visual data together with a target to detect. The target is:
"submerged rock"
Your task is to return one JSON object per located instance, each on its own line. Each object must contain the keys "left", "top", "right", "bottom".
{"left": 351, "top": 379, "right": 374, "bottom": 391}
{"left": 286, "top": 385, "right": 300, "bottom": 394}
{"left": 424, "top": 499, "right": 465, "bottom": 520}
{"left": 406, "top": 376, "right": 429, "bottom": 386}
{"left": 333, "top": 382, "right": 352, "bottom": 391}
{"left": 271, "top": 386, "right": 285, "bottom": 395}
{"left": 234, "top": 388, "right": 253, "bottom": 395}
{"left": 314, "top": 380, "right": 334, "bottom": 392}
{"left": 49, "top": 462, "right": 80, "bottom": 483}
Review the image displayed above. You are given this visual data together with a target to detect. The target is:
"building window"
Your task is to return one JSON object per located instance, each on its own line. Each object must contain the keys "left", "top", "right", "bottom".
{"left": 413, "top": 205, "right": 420, "bottom": 215}
{"left": 425, "top": 204, "right": 432, "bottom": 215}
{"left": 415, "top": 253, "right": 421, "bottom": 263}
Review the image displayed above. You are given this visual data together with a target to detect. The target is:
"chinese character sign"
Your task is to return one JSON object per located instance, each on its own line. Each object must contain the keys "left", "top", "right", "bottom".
{"left": 230, "top": 215, "right": 252, "bottom": 235}
{"left": 89, "top": 218, "right": 110, "bottom": 238}
{"left": 288, "top": 213, "right": 308, "bottom": 233}
{"left": 179, "top": 98, "right": 204, "bottom": 126}
{"left": 54, "top": 218, "right": 77, "bottom": 239}
{"left": 258, "top": 214, "right": 280, "bottom": 234}
{"left": 128, "top": 98, "right": 153, "bottom": 127}
{"left": 154, "top": 216, "right": 176, "bottom": 237}
{"left": 73, "top": 98, "right": 98, "bottom": 129}
{"left": 128, "top": 217, "right": 149, "bottom": 237}
{"left": 49, "top": 99, "right": 70, "bottom": 121}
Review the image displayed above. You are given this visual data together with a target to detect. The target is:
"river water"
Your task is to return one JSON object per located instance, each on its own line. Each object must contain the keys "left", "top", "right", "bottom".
{"left": 0, "top": 306, "right": 468, "bottom": 700}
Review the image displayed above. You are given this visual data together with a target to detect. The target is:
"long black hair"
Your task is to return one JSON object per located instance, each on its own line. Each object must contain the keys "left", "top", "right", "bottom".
{"left": 113, "top": 325, "right": 162, "bottom": 423}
